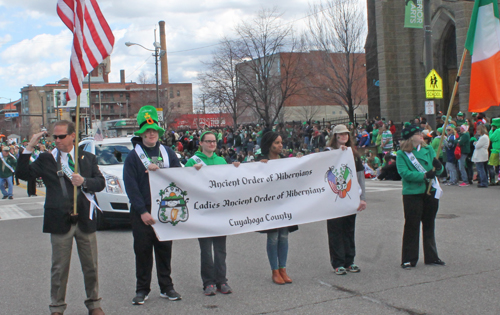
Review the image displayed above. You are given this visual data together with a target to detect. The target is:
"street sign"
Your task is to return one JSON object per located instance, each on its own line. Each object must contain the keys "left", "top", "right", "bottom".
{"left": 425, "top": 100, "right": 435, "bottom": 115}
{"left": 156, "top": 107, "right": 163, "bottom": 122}
{"left": 5, "top": 112, "right": 19, "bottom": 118}
{"left": 425, "top": 69, "right": 443, "bottom": 99}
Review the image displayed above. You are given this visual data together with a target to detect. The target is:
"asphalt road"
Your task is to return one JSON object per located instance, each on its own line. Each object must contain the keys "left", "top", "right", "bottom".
{"left": 1, "top": 180, "right": 499, "bottom": 315}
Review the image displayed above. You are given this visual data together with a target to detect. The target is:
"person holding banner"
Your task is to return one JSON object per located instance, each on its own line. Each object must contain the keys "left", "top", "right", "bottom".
{"left": 185, "top": 131, "right": 239, "bottom": 296}
{"left": 255, "top": 131, "right": 297, "bottom": 285}
{"left": 325, "top": 124, "right": 367, "bottom": 275}
{"left": 16, "top": 121, "right": 106, "bottom": 315}
{"left": 396, "top": 123, "right": 445, "bottom": 269}
{"left": 123, "top": 106, "right": 183, "bottom": 305}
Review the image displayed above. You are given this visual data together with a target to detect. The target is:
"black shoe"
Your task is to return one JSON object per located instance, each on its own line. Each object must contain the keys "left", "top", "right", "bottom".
{"left": 8, "top": 196, "right": 13, "bottom": 200}
{"left": 132, "top": 292, "right": 148, "bottom": 305}
{"left": 160, "top": 289, "right": 182, "bottom": 301}
{"left": 2, "top": 196, "right": 7, "bottom": 199}
{"left": 426, "top": 259, "right": 445, "bottom": 266}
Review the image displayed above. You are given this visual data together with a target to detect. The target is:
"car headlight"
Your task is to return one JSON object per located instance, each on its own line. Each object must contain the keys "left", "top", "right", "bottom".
{"left": 102, "top": 172, "right": 124, "bottom": 194}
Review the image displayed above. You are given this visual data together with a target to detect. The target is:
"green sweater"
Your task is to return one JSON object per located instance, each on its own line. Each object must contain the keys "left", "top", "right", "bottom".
{"left": 0, "top": 155, "right": 17, "bottom": 178}
{"left": 396, "top": 145, "right": 443, "bottom": 195}
{"left": 431, "top": 136, "right": 444, "bottom": 158}
{"left": 458, "top": 132, "right": 471, "bottom": 154}
{"left": 184, "top": 151, "right": 227, "bottom": 167}
{"left": 489, "top": 128, "right": 500, "bottom": 154}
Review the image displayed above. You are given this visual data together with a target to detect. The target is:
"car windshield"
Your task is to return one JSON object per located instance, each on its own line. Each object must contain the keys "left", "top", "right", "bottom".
{"left": 95, "top": 143, "right": 133, "bottom": 165}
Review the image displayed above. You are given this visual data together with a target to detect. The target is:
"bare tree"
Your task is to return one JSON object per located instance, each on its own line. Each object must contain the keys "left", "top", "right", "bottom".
{"left": 307, "top": 0, "right": 367, "bottom": 123}
{"left": 198, "top": 38, "right": 249, "bottom": 127}
{"left": 294, "top": 105, "right": 322, "bottom": 122}
{"left": 234, "top": 8, "right": 308, "bottom": 126}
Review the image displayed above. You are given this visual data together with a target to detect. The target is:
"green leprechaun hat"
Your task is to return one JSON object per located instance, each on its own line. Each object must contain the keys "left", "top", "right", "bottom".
{"left": 134, "top": 105, "right": 165, "bottom": 137}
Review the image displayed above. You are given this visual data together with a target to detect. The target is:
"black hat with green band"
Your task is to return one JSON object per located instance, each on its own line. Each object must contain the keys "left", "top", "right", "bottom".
{"left": 401, "top": 122, "right": 422, "bottom": 140}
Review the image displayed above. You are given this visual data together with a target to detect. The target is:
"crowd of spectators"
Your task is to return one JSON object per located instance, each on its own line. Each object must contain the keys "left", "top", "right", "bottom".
{"left": 160, "top": 110, "right": 500, "bottom": 187}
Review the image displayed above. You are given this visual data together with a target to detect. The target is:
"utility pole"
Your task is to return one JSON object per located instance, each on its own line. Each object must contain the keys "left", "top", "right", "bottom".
{"left": 424, "top": 0, "right": 435, "bottom": 129}
{"left": 99, "top": 90, "right": 102, "bottom": 122}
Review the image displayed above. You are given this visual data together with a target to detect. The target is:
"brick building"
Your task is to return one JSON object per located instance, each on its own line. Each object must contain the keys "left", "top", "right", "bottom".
{"left": 366, "top": 0, "right": 500, "bottom": 123}
{"left": 18, "top": 66, "right": 192, "bottom": 138}
{"left": 236, "top": 51, "right": 368, "bottom": 124}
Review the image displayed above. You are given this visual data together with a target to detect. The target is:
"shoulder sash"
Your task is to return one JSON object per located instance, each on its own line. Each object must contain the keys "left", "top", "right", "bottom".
{"left": 135, "top": 144, "right": 170, "bottom": 169}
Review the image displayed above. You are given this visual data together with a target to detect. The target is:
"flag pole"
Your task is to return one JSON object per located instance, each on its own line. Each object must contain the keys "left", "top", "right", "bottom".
{"left": 427, "top": 47, "right": 468, "bottom": 195}
{"left": 72, "top": 95, "right": 81, "bottom": 216}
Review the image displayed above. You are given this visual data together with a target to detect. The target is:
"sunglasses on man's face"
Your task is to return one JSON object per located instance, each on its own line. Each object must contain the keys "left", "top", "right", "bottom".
{"left": 53, "top": 134, "right": 68, "bottom": 140}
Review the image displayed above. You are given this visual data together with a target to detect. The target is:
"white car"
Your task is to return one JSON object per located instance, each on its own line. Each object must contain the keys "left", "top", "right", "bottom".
{"left": 79, "top": 136, "right": 183, "bottom": 230}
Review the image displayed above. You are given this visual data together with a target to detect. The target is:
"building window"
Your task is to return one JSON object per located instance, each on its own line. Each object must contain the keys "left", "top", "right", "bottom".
{"left": 339, "top": 111, "right": 342, "bottom": 114}
{"left": 332, "top": 111, "right": 336, "bottom": 115}
{"left": 177, "top": 90, "right": 180, "bottom": 97}
{"left": 170, "top": 88, "right": 174, "bottom": 98}
{"left": 110, "top": 105, "right": 114, "bottom": 113}
{"left": 177, "top": 102, "right": 180, "bottom": 108}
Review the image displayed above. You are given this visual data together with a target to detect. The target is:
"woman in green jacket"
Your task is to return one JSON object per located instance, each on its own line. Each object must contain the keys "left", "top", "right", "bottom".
{"left": 396, "top": 123, "right": 445, "bottom": 269}
{"left": 185, "top": 131, "right": 239, "bottom": 296}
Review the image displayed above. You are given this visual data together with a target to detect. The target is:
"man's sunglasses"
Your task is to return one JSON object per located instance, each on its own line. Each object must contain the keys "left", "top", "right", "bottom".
{"left": 53, "top": 134, "right": 68, "bottom": 140}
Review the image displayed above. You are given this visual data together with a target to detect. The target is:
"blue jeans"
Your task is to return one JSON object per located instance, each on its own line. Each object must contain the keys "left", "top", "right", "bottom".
{"left": 445, "top": 162, "right": 458, "bottom": 184}
{"left": 0, "top": 176, "right": 13, "bottom": 197}
{"left": 476, "top": 162, "right": 488, "bottom": 187}
{"left": 458, "top": 154, "right": 468, "bottom": 183}
{"left": 267, "top": 228, "right": 289, "bottom": 270}
{"left": 487, "top": 165, "right": 497, "bottom": 184}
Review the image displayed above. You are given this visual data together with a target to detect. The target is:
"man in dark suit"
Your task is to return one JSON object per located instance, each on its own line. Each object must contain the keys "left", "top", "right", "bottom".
{"left": 17, "top": 120, "right": 106, "bottom": 315}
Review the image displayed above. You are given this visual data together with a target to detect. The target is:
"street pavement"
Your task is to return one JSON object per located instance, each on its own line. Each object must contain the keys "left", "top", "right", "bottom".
{"left": 1, "top": 179, "right": 500, "bottom": 314}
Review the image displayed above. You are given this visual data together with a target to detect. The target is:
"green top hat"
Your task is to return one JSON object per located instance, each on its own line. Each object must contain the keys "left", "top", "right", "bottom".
{"left": 457, "top": 112, "right": 464, "bottom": 117}
{"left": 134, "top": 105, "right": 165, "bottom": 137}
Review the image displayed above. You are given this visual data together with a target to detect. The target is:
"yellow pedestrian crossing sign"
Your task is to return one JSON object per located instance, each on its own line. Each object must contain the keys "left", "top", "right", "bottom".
{"left": 425, "top": 69, "right": 443, "bottom": 99}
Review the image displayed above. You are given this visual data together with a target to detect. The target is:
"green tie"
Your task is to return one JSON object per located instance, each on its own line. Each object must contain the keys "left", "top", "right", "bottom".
{"left": 68, "top": 154, "right": 75, "bottom": 172}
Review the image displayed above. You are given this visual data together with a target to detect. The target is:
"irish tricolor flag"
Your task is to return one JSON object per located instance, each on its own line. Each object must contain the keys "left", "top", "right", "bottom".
{"left": 465, "top": 0, "right": 500, "bottom": 112}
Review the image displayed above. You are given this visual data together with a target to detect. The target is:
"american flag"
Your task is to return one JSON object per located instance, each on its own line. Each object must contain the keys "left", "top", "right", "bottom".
{"left": 57, "top": 0, "right": 115, "bottom": 101}
{"left": 94, "top": 127, "right": 103, "bottom": 141}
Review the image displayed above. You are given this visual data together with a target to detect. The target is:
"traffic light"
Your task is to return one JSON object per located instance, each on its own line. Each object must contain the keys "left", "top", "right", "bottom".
{"left": 55, "top": 91, "right": 61, "bottom": 106}
{"left": 59, "top": 108, "right": 63, "bottom": 118}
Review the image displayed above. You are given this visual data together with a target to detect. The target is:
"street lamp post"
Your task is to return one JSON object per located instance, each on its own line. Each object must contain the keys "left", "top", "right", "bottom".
{"left": 125, "top": 36, "right": 166, "bottom": 109}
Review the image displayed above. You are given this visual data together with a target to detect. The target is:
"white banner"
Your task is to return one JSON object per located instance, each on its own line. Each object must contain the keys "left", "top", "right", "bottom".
{"left": 149, "top": 149, "right": 361, "bottom": 241}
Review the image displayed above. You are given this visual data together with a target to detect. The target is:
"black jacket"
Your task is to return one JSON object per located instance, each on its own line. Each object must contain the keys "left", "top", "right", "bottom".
{"left": 17, "top": 149, "right": 105, "bottom": 234}
{"left": 123, "top": 137, "right": 182, "bottom": 216}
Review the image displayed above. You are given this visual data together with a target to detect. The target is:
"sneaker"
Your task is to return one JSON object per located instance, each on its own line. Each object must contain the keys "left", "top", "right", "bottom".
{"left": 2, "top": 196, "right": 7, "bottom": 199}
{"left": 401, "top": 262, "right": 414, "bottom": 269}
{"left": 132, "top": 292, "right": 148, "bottom": 305}
{"left": 217, "top": 283, "right": 232, "bottom": 294}
{"left": 459, "top": 182, "right": 469, "bottom": 187}
{"left": 8, "top": 196, "right": 13, "bottom": 199}
{"left": 204, "top": 284, "right": 216, "bottom": 296}
{"left": 334, "top": 267, "right": 347, "bottom": 275}
{"left": 347, "top": 264, "right": 360, "bottom": 273}
{"left": 160, "top": 289, "right": 182, "bottom": 301}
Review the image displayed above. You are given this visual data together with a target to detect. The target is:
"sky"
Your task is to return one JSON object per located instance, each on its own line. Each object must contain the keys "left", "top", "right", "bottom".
{"left": 0, "top": 0, "right": 365, "bottom": 108}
